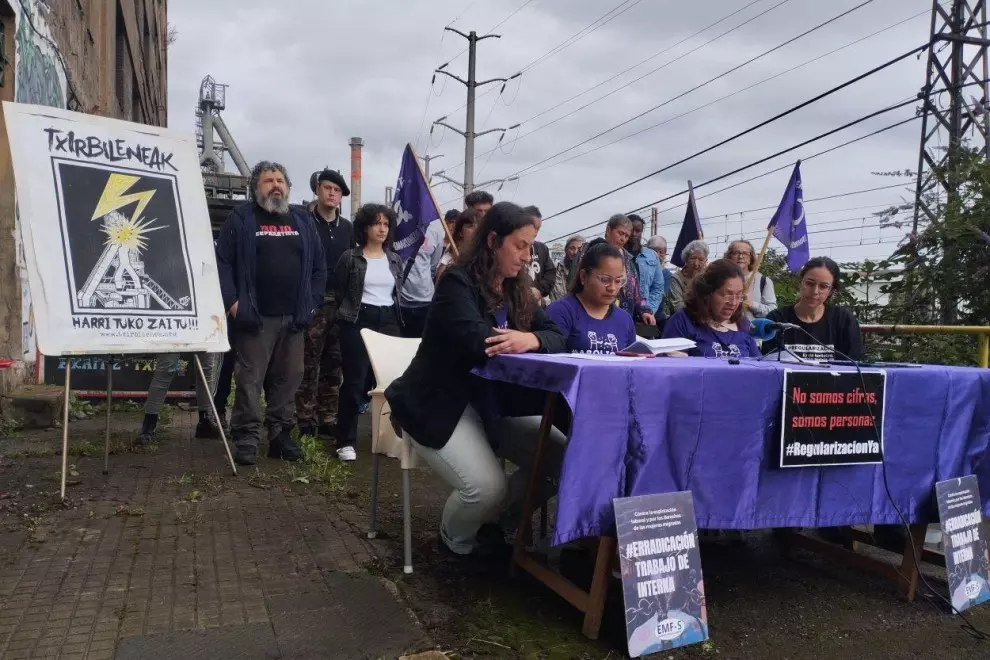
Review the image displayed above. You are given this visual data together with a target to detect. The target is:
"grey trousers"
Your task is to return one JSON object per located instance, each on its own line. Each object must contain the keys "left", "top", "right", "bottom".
{"left": 411, "top": 405, "right": 567, "bottom": 555}
{"left": 144, "top": 353, "right": 217, "bottom": 417}
{"left": 231, "top": 315, "right": 305, "bottom": 448}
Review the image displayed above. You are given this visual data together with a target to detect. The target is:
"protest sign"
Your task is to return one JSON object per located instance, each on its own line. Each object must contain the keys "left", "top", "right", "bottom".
{"left": 43, "top": 355, "right": 195, "bottom": 396}
{"left": 2, "top": 102, "right": 228, "bottom": 356}
{"left": 936, "top": 476, "right": 990, "bottom": 613}
{"left": 614, "top": 492, "right": 708, "bottom": 657}
{"left": 779, "top": 370, "right": 885, "bottom": 468}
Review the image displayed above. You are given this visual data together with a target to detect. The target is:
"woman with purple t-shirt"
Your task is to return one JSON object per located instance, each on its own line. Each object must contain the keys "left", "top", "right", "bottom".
{"left": 662, "top": 259, "right": 760, "bottom": 359}
{"left": 547, "top": 242, "right": 636, "bottom": 354}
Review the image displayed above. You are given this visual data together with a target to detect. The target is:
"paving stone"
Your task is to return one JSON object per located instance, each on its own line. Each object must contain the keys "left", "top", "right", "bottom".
{"left": 113, "top": 622, "right": 279, "bottom": 660}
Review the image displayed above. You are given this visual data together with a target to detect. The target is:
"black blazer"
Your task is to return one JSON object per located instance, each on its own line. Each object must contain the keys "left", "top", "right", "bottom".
{"left": 385, "top": 266, "right": 566, "bottom": 450}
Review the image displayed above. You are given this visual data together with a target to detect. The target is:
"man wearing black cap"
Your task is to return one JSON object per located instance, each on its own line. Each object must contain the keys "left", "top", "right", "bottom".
{"left": 296, "top": 168, "right": 355, "bottom": 439}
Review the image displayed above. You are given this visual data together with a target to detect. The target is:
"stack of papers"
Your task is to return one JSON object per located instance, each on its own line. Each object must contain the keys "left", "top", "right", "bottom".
{"left": 621, "top": 336, "right": 696, "bottom": 355}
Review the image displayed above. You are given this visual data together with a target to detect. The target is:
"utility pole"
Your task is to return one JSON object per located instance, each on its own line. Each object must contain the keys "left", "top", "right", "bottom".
{"left": 651, "top": 207, "right": 658, "bottom": 236}
{"left": 912, "top": 0, "right": 990, "bottom": 235}
{"left": 431, "top": 28, "right": 520, "bottom": 196}
{"left": 418, "top": 153, "right": 443, "bottom": 181}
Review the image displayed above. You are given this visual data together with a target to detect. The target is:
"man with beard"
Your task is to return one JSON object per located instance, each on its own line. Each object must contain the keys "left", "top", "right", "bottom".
{"left": 296, "top": 168, "right": 354, "bottom": 439}
{"left": 216, "top": 161, "right": 327, "bottom": 466}
{"left": 550, "top": 235, "right": 583, "bottom": 302}
{"left": 627, "top": 214, "right": 665, "bottom": 334}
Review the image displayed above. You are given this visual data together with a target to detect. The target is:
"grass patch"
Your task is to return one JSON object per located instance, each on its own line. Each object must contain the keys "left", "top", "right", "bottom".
{"left": 288, "top": 434, "right": 351, "bottom": 496}
{"left": 0, "top": 416, "right": 22, "bottom": 437}
{"left": 457, "top": 597, "right": 606, "bottom": 660}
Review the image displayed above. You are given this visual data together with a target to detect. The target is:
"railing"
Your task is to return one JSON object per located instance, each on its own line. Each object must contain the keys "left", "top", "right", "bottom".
{"left": 860, "top": 324, "right": 990, "bottom": 368}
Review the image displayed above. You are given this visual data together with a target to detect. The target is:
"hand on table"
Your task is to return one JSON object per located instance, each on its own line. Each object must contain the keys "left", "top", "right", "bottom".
{"left": 485, "top": 328, "right": 541, "bottom": 357}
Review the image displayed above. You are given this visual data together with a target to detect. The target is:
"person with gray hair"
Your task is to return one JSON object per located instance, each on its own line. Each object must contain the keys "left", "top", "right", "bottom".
{"left": 567, "top": 214, "right": 656, "bottom": 326}
{"left": 669, "top": 239, "right": 709, "bottom": 311}
{"left": 216, "top": 161, "right": 327, "bottom": 466}
{"left": 646, "top": 234, "right": 674, "bottom": 297}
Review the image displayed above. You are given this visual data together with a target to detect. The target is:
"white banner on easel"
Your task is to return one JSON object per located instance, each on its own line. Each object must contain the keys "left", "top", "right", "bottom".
{"left": 3, "top": 102, "right": 229, "bottom": 356}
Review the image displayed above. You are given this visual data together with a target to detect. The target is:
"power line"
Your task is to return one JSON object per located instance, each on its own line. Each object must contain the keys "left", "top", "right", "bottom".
{"left": 452, "top": 0, "right": 790, "bottom": 173}
{"left": 502, "top": 0, "right": 879, "bottom": 182}
{"left": 541, "top": 43, "right": 927, "bottom": 222}
{"left": 540, "top": 113, "right": 921, "bottom": 244}
{"left": 668, "top": 183, "right": 914, "bottom": 218}
{"left": 516, "top": 8, "right": 929, "bottom": 179}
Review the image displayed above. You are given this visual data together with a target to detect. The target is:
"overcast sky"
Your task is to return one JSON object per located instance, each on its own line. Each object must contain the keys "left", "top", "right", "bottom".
{"left": 167, "top": 0, "right": 950, "bottom": 265}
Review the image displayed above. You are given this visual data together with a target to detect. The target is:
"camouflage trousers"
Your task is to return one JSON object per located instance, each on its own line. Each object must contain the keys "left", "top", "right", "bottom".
{"left": 295, "top": 302, "right": 343, "bottom": 428}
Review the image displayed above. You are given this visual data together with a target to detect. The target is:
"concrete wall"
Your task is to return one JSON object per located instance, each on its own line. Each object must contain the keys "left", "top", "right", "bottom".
{"left": 0, "top": 0, "right": 167, "bottom": 393}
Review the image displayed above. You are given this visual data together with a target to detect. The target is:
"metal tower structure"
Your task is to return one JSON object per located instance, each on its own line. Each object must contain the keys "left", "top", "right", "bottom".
{"left": 912, "top": 0, "right": 990, "bottom": 234}
{"left": 196, "top": 75, "right": 251, "bottom": 177}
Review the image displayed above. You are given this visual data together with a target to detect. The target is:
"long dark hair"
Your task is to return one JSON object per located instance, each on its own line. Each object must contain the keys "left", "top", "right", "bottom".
{"left": 459, "top": 201, "right": 538, "bottom": 330}
{"left": 684, "top": 258, "right": 747, "bottom": 327}
{"left": 571, "top": 241, "right": 623, "bottom": 294}
{"left": 798, "top": 256, "right": 841, "bottom": 300}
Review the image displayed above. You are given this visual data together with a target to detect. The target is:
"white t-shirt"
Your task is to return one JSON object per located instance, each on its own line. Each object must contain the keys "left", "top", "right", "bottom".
{"left": 362, "top": 255, "right": 394, "bottom": 307}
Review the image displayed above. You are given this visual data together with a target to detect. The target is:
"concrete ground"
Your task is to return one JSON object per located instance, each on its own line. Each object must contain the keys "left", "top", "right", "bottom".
{"left": 2, "top": 403, "right": 990, "bottom": 659}
{"left": 0, "top": 408, "right": 431, "bottom": 660}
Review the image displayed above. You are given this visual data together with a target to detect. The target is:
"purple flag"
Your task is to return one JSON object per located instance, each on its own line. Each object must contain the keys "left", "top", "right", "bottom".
{"left": 769, "top": 161, "right": 808, "bottom": 271}
{"left": 671, "top": 183, "right": 703, "bottom": 268}
{"left": 391, "top": 143, "right": 441, "bottom": 261}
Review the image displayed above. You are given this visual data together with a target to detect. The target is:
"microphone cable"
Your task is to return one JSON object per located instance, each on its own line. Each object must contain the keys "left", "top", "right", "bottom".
{"left": 782, "top": 322, "right": 989, "bottom": 641}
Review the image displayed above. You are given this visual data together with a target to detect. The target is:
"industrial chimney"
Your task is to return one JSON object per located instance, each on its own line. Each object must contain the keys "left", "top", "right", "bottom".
{"left": 349, "top": 137, "right": 364, "bottom": 217}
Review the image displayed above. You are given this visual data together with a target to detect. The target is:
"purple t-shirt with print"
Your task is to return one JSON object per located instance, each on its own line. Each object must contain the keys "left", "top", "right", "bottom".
{"left": 546, "top": 295, "right": 637, "bottom": 354}
{"left": 494, "top": 307, "right": 508, "bottom": 330}
{"left": 662, "top": 309, "right": 759, "bottom": 358}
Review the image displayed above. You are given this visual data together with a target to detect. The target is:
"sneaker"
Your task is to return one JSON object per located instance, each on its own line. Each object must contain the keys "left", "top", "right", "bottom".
{"left": 358, "top": 399, "right": 370, "bottom": 415}
{"left": 337, "top": 446, "right": 357, "bottom": 462}
{"left": 195, "top": 419, "right": 221, "bottom": 439}
{"left": 268, "top": 430, "right": 302, "bottom": 462}
{"left": 234, "top": 444, "right": 257, "bottom": 466}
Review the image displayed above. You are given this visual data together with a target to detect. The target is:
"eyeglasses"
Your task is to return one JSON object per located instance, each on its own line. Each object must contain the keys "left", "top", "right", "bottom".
{"left": 801, "top": 280, "right": 832, "bottom": 292}
{"left": 591, "top": 272, "right": 627, "bottom": 288}
{"left": 727, "top": 250, "right": 751, "bottom": 258}
{"left": 715, "top": 292, "right": 745, "bottom": 303}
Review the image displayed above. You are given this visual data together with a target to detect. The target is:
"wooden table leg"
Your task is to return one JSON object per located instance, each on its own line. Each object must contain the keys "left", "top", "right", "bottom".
{"left": 897, "top": 524, "right": 929, "bottom": 601}
{"left": 582, "top": 536, "right": 616, "bottom": 640}
{"left": 511, "top": 393, "right": 558, "bottom": 577}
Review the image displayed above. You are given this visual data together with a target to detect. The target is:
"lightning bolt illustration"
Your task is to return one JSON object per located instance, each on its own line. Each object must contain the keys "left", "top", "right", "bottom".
{"left": 91, "top": 173, "right": 156, "bottom": 222}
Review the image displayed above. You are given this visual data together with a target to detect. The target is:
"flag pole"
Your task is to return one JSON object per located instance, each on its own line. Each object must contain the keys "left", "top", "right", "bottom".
{"left": 406, "top": 143, "right": 459, "bottom": 259}
{"left": 746, "top": 227, "right": 774, "bottom": 292}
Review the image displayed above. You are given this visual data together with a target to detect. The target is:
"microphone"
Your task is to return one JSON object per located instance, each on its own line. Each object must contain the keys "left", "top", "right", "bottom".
{"left": 749, "top": 317, "right": 781, "bottom": 341}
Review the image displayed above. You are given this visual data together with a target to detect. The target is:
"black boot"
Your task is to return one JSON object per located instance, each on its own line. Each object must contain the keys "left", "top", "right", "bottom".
{"left": 134, "top": 414, "right": 158, "bottom": 446}
{"left": 267, "top": 428, "right": 302, "bottom": 462}
{"left": 298, "top": 425, "right": 318, "bottom": 439}
{"left": 234, "top": 444, "right": 257, "bottom": 466}
{"left": 318, "top": 423, "right": 336, "bottom": 439}
{"left": 195, "top": 411, "right": 221, "bottom": 439}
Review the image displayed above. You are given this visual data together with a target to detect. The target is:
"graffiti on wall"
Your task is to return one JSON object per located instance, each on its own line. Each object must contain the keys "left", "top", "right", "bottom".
{"left": 11, "top": 0, "right": 68, "bottom": 363}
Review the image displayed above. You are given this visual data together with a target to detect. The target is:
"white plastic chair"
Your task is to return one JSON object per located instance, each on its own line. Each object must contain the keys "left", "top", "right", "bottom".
{"left": 360, "top": 329, "right": 421, "bottom": 574}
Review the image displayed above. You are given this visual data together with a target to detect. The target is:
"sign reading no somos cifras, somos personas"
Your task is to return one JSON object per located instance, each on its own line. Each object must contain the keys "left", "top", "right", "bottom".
{"left": 779, "top": 369, "right": 886, "bottom": 468}
{"left": 2, "top": 102, "right": 229, "bottom": 356}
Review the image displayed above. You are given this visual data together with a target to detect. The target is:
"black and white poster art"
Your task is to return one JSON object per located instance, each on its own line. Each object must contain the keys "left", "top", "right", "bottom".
{"left": 614, "top": 492, "right": 708, "bottom": 656}
{"left": 2, "top": 102, "right": 228, "bottom": 355}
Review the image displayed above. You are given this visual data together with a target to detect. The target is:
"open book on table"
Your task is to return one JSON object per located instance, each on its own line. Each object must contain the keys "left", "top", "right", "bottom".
{"left": 620, "top": 336, "right": 696, "bottom": 355}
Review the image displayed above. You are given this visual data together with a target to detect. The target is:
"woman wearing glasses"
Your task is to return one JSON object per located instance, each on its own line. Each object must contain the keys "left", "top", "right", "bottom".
{"left": 762, "top": 256, "right": 863, "bottom": 361}
{"left": 662, "top": 259, "right": 760, "bottom": 358}
{"left": 547, "top": 242, "right": 637, "bottom": 354}
{"left": 725, "top": 240, "right": 777, "bottom": 319}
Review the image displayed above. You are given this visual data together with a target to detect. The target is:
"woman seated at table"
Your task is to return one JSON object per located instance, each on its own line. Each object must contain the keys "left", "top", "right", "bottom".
{"left": 385, "top": 202, "right": 568, "bottom": 562}
{"left": 546, "top": 242, "right": 636, "bottom": 354}
{"left": 762, "top": 256, "right": 863, "bottom": 362}
{"left": 669, "top": 239, "right": 709, "bottom": 310}
{"left": 436, "top": 208, "right": 480, "bottom": 281}
{"left": 661, "top": 259, "right": 760, "bottom": 358}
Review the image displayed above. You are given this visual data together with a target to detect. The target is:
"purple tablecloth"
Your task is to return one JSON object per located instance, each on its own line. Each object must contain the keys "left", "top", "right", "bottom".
{"left": 477, "top": 355, "right": 990, "bottom": 546}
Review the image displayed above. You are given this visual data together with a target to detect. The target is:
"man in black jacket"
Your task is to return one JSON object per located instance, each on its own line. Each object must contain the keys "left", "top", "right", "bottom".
{"left": 296, "top": 168, "right": 354, "bottom": 439}
{"left": 522, "top": 206, "right": 555, "bottom": 306}
{"left": 216, "top": 161, "right": 327, "bottom": 466}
